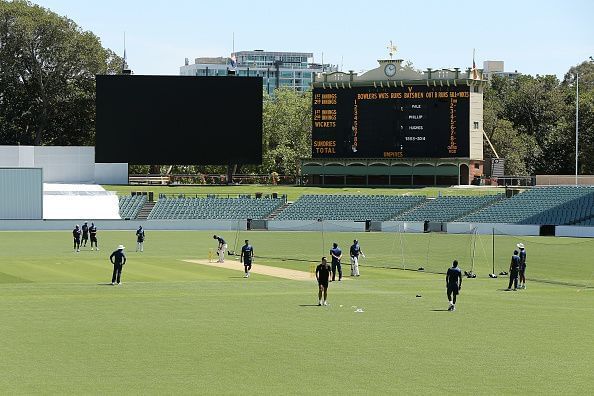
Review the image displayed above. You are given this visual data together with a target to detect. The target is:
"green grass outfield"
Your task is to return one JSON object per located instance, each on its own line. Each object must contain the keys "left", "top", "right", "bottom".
{"left": 1, "top": 230, "right": 593, "bottom": 394}
{"left": 103, "top": 184, "right": 502, "bottom": 201}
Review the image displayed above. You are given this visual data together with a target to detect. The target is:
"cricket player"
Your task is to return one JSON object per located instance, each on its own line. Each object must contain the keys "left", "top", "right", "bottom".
{"left": 213, "top": 235, "right": 227, "bottom": 263}
{"left": 330, "top": 242, "right": 342, "bottom": 281}
{"left": 349, "top": 239, "right": 363, "bottom": 277}
{"left": 517, "top": 243, "right": 527, "bottom": 289}
{"left": 315, "top": 257, "right": 332, "bottom": 306}
{"left": 81, "top": 222, "right": 89, "bottom": 247}
{"left": 446, "top": 260, "right": 463, "bottom": 311}
{"left": 89, "top": 222, "right": 99, "bottom": 251}
{"left": 240, "top": 239, "right": 254, "bottom": 278}
{"left": 72, "top": 225, "right": 81, "bottom": 252}
{"left": 136, "top": 226, "right": 145, "bottom": 252}
{"left": 109, "top": 244, "right": 126, "bottom": 285}
{"left": 507, "top": 250, "right": 520, "bottom": 291}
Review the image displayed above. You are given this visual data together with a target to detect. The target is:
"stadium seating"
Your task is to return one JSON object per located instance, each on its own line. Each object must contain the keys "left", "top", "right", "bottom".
{"left": 573, "top": 217, "right": 594, "bottom": 226}
{"left": 393, "top": 194, "right": 504, "bottom": 222}
{"left": 274, "top": 194, "right": 426, "bottom": 221}
{"left": 147, "top": 196, "right": 284, "bottom": 220}
{"left": 119, "top": 195, "right": 147, "bottom": 219}
{"left": 458, "top": 186, "right": 594, "bottom": 225}
{"left": 522, "top": 192, "right": 594, "bottom": 225}
{"left": 120, "top": 188, "right": 594, "bottom": 226}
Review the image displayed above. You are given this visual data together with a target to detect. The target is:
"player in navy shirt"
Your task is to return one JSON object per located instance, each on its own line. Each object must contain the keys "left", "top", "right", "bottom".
{"left": 330, "top": 242, "right": 343, "bottom": 281}
{"left": 517, "top": 243, "right": 527, "bottom": 289}
{"left": 109, "top": 244, "right": 127, "bottom": 285}
{"left": 136, "top": 226, "right": 145, "bottom": 252}
{"left": 72, "top": 225, "right": 81, "bottom": 252}
{"left": 315, "top": 257, "right": 333, "bottom": 306}
{"left": 89, "top": 223, "right": 99, "bottom": 251}
{"left": 446, "top": 260, "right": 463, "bottom": 311}
{"left": 507, "top": 250, "right": 521, "bottom": 291}
{"left": 81, "top": 222, "right": 89, "bottom": 247}
{"left": 349, "top": 239, "right": 364, "bottom": 276}
{"left": 240, "top": 239, "right": 254, "bottom": 278}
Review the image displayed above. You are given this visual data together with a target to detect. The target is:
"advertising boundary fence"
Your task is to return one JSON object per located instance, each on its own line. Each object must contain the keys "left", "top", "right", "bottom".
{"left": 1, "top": 220, "right": 594, "bottom": 238}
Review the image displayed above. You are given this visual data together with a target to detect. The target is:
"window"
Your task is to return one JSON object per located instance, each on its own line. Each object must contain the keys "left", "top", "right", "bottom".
{"left": 473, "top": 86, "right": 480, "bottom": 93}
{"left": 474, "top": 163, "right": 480, "bottom": 170}
{"left": 473, "top": 121, "right": 479, "bottom": 129}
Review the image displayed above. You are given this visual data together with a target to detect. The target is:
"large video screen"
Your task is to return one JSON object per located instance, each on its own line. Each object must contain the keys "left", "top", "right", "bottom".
{"left": 96, "top": 75, "right": 262, "bottom": 165}
{"left": 312, "top": 85, "right": 470, "bottom": 158}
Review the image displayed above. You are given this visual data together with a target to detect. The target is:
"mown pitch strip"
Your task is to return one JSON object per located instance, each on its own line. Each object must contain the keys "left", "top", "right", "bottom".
{"left": 182, "top": 259, "right": 314, "bottom": 281}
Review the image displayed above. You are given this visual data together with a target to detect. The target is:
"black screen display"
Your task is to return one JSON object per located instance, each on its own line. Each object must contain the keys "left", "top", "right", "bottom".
{"left": 96, "top": 75, "right": 262, "bottom": 165}
{"left": 312, "top": 85, "right": 470, "bottom": 159}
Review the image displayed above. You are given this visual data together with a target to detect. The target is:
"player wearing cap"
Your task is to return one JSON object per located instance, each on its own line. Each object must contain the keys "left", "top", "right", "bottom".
{"left": 109, "top": 245, "right": 127, "bottom": 285}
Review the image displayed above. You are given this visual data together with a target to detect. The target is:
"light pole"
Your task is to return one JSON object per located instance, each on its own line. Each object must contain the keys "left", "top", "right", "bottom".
{"left": 575, "top": 72, "right": 579, "bottom": 185}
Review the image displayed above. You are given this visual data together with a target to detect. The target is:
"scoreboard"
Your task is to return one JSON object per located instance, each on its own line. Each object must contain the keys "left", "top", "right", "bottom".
{"left": 312, "top": 85, "right": 470, "bottom": 159}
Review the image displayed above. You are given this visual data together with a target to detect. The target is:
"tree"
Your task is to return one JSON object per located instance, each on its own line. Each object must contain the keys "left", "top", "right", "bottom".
{"left": 576, "top": 89, "right": 594, "bottom": 173}
{"left": 483, "top": 77, "right": 537, "bottom": 175}
{"left": 485, "top": 116, "right": 538, "bottom": 175}
{"left": 502, "top": 75, "right": 566, "bottom": 138}
{"left": 0, "top": 0, "right": 122, "bottom": 146}
{"left": 261, "top": 88, "right": 311, "bottom": 177}
{"left": 483, "top": 71, "right": 582, "bottom": 175}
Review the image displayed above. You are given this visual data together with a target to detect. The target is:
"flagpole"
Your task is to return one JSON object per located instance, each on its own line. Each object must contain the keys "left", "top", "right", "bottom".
{"left": 575, "top": 72, "right": 579, "bottom": 185}
{"left": 122, "top": 32, "right": 127, "bottom": 73}
{"left": 472, "top": 48, "right": 477, "bottom": 79}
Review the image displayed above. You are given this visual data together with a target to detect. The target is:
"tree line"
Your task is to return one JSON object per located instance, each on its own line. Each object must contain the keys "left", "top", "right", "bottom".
{"left": 484, "top": 63, "right": 594, "bottom": 175}
{"left": 1, "top": 1, "right": 593, "bottom": 178}
{"left": 0, "top": 0, "right": 122, "bottom": 146}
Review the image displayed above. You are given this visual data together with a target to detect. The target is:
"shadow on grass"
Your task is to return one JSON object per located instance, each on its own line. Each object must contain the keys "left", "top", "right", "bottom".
{"left": 299, "top": 304, "right": 322, "bottom": 307}
{"left": 431, "top": 309, "right": 450, "bottom": 312}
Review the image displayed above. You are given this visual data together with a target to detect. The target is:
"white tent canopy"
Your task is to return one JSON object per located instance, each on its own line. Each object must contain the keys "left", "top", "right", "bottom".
{"left": 43, "top": 184, "right": 121, "bottom": 220}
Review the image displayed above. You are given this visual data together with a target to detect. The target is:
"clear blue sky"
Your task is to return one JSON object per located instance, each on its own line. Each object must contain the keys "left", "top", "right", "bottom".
{"left": 31, "top": 0, "right": 593, "bottom": 78}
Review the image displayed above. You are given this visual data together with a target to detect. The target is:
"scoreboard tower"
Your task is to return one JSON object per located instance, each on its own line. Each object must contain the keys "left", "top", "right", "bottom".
{"left": 304, "top": 59, "right": 486, "bottom": 185}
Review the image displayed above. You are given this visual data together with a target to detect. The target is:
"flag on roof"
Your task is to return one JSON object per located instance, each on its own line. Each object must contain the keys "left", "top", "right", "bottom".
{"left": 472, "top": 49, "right": 478, "bottom": 79}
